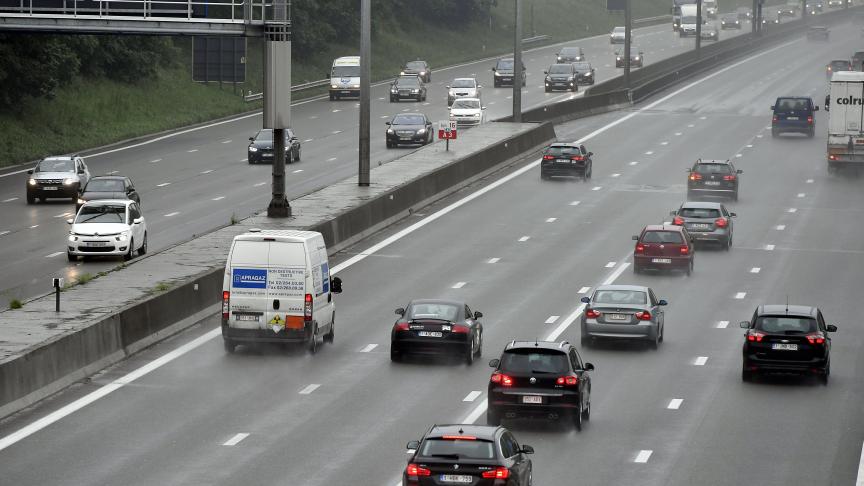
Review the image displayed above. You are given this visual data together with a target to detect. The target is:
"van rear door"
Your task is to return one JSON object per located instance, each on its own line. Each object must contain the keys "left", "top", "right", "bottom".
{"left": 228, "top": 240, "right": 270, "bottom": 329}
{"left": 266, "top": 241, "right": 308, "bottom": 333}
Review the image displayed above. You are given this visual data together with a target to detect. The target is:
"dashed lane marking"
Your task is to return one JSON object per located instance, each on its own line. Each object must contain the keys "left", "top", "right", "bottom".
{"left": 611, "top": 173, "right": 621, "bottom": 178}
{"left": 359, "top": 344, "right": 378, "bottom": 353}
{"left": 735, "top": 292, "right": 747, "bottom": 299}
{"left": 635, "top": 450, "right": 653, "bottom": 463}
{"left": 0, "top": 231, "right": 9, "bottom": 237}
{"left": 605, "top": 262, "right": 616, "bottom": 268}
{"left": 157, "top": 182, "right": 171, "bottom": 187}
{"left": 212, "top": 196, "right": 225, "bottom": 201}
{"left": 546, "top": 217, "right": 557, "bottom": 223}
{"left": 629, "top": 161, "right": 639, "bottom": 166}
{"left": 716, "top": 320, "right": 729, "bottom": 329}
{"left": 164, "top": 212, "right": 180, "bottom": 217}
{"left": 201, "top": 170, "right": 213, "bottom": 174}
{"left": 254, "top": 182, "right": 266, "bottom": 187}
{"left": 797, "top": 193, "right": 806, "bottom": 198}
{"left": 518, "top": 236, "right": 530, "bottom": 242}
{"left": 221, "top": 140, "right": 232, "bottom": 144}
{"left": 592, "top": 186, "right": 602, "bottom": 191}
{"left": 776, "top": 225, "right": 786, "bottom": 231}
{"left": 764, "top": 244, "right": 775, "bottom": 251}
{"left": 45, "top": 252, "right": 64, "bottom": 258}
{"left": 293, "top": 169, "right": 304, "bottom": 174}
{"left": 299, "top": 384, "right": 320, "bottom": 395}
{"left": 694, "top": 356, "right": 709, "bottom": 366}
{"left": 788, "top": 208, "right": 797, "bottom": 213}
{"left": 149, "top": 159, "right": 161, "bottom": 163}
{"left": 487, "top": 258, "right": 500, "bottom": 264}
{"left": 463, "top": 391, "right": 482, "bottom": 402}
{"left": 667, "top": 399, "right": 683, "bottom": 410}
{"left": 2, "top": 197, "right": 17, "bottom": 203}
{"left": 223, "top": 433, "right": 249, "bottom": 446}
{"left": 545, "top": 316, "right": 560, "bottom": 324}
{"left": 578, "top": 286, "right": 591, "bottom": 294}
{"left": 452, "top": 282, "right": 467, "bottom": 289}
{"left": 187, "top": 149, "right": 198, "bottom": 153}
{"left": 570, "top": 201, "right": 581, "bottom": 206}
{"left": 750, "top": 267, "right": 761, "bottom": 274}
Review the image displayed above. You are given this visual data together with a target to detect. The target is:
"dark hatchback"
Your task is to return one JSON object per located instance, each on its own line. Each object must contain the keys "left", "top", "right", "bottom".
{"left": 403, "top": 425, "right": 533, "bottom": 486}
{"left": 487, "top": 340, "right": 593, "bottom": 430}
{"left": 572, "top": 61, "right": 596, "bottom": 85}
{"left": 556, "top": 46, "right": 585, "bottom": 62}
{"left": 386, "top": 113, "right": 433, "bottom": 148}
{"left": 827, "top": 59, "right": 851, "bottom": 78}
{"left": 721, "top": 13, "right": 741, "bottom": 29}
{"left": 616, "top": 46, "right": 644, "bottom": 68}
{"left": 390, "top": 75, "right": 427, "bottom": 102}
{"left": 772, "top": 96, "right": 818, "bottom": 138}
{"left": 492, "top": 58, "right": 526, "bottom": 87}
{"left": 391, "top": 299, "right": 483, "bottom": 364}
{"left": 686, "top": 159, "right": 741, "bottom": 201}
{"left": 633, "top": 224, "right": 695, "bottom": 275}
{"left": 741, "top": 305, "right": 837, "bottom": 384}
{"left": 76, "top": 176, "right": 140, "bottom": 212}
{"left": 540, "top": 142, "right": 593, "bottom": 180}
{"left": 671, "top": 201, "right": 736, "bottom": 249}
{"left": 401, "top": 60, "right": 431, "bottom": 82}
{"left": 247, "top": 129, "right": 301, "bottom": 164}
{"left": 543, "top": 63, "right": 579, "bottom": 92}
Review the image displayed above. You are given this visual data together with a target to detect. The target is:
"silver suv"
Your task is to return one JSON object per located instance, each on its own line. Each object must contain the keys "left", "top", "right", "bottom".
{"left": 27, "top": 155, "right": 90, "bottom": 204}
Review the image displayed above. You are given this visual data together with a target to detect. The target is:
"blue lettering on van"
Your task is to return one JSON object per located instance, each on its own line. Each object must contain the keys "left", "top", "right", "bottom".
{"left": 233, "top": 269, "right": 267, "bottom": 289}
{"left": 321, "top": 262, "right": 330, "bottom": 294}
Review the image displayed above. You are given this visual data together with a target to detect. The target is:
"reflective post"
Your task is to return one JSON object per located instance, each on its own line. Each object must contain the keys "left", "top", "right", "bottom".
{"left": 358, "top": 0, "right": 371, "bottom": 186}
{"left": 513, "top": 0, "right": 523, "bottom": 123}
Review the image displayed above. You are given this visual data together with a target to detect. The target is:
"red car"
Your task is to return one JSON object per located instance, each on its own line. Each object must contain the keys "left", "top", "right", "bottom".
{"left": 632, "top": 225, "right": 695, "bottom": 275}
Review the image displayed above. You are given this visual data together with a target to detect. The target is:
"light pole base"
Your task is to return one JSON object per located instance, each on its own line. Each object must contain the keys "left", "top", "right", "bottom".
{"left": 267, "top": 198, "right": 292, "bottom": 218}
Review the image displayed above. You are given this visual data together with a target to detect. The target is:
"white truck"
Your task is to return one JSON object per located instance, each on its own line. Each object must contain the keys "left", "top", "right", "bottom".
{"left": 679, "top": 4, "right": 701, "bottom": 37}
{"left": 672, "top": 0, "right": 697, "bottom": 31}
{"left": 328, "top": 56, "right": 361, "bottom": 100}
{"left": 827, "top": 71, "right": 864, "bottom": 173}
{"left": 703, "top": 0, "right": 718, "bottom": 19}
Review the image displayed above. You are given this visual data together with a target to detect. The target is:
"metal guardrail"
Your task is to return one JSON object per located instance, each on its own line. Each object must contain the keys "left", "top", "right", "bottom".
{"left": 243, "top": 78, "right": 329, "bottom": 101}
{"left": 522, "top": 34, "right": 550, "bottom": 44}
{"left": 633, "top": 14, "right": 673, "bottom": 25}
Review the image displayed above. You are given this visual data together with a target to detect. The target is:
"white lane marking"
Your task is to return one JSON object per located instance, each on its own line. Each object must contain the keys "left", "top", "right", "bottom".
{"left": 660, "top": 141, "right": 669, "bottom": 146}
{"left": 45, "top": 252, "right": 64, "bottom": 258}
{"left": 764, "top": 244, "right": 775, "bottom": 251}
{"left": 788, "top": 208, "right": 797, "bottom": 213}
{"left": 694, "top": 356, "right": 709, "bottom": 366}
{"left": 462, "top": 398, "right": 488, "bottom": 425}
{"left": 221, "top": 140, "right": 232, "bottom": 144}
{"left": 592, "top": 186, "right": 602, "bottom": 191}
{"left": 797, "top": 193, "right": 806, "bottom": 198}
{"left": 54, "top": 212, "right": 72, "bottom": 218}
{"left": 635, "top": 450, "right": 653, "bottom": 463}
{"left": 667, "top": 399, "right": 683, "bottom": 410}
{"left": 156, "top": 182, "right": 171, "bottom": 187}
{"left": 806, "top": 178, "right": 814, "bottom": 184}
{"left": 299, "top": 384, "right": 320, "bottom": 395}
{"left": 674, "top": 132, "right": 682, "bottom": 136}
{"left": 463, "top": 391, "right": 482, "bottom": 402}
{"left": 332, "top": 109, "right": 341, "bottom": 113}
{"left": 750, "top": 267, "right": 761, "bottom": 274}
{"left": 716, "top": 320, "right": 730, "bottom": 329}
{"left": 359, "top": 344, "right": 378, "bottom": 353}
{"left": 578, "top": 286, "right": 591, "bottom": 294}
{"left": 164, "top": 212, "right": 180, "bottom": 217}
{"left": 327, "top": 157, "right": 337, "bottom": 162}
{"left": 223, "top": 433, "right": 249, "bottom": 446}
{"left": 293, "top": 169, "right": 304, "bottom": 174}
{"left": 734, "top": 292, "right": 747, "bottom": 299}
{"left": 611, "top": 173, "right": 621, "bottom": 178}
{"left": 746, "top": 144, "right": 753, "bottom": 148}
{"left": 546, "top": 217, "right": 557, "bottom": 223}
{"left": 380, "top": 115, "right": 389, "bottom": 119}
{"left": 149, "top": 159, "right": 161, "bottom": 163}
{"left": 253, "top": 182, "right": 266, "bottom": 187}
{"left": 855, "top": 441, "right": 864, "bottom": 486}
{"left": 487, "top": 258, "right": 500, "bottom": 264}
{"left": 240, "top": 158, "right": 247, "bottom": 162}
{"left": 688, "top": 124, "right": 695, "bottom": 128}
{"left": 212, "top": 196, "right": 225, "bottom": 201}
{"left": 735, "top": 154, "right": 743, "bottom": 158}
{"left": 187, "top": 149, "right": 199, "bottom": 153}
{"left": 0, "top": 327, "right": 221, "bottom": 452}
{"left": 629, "top": 161, "right": 639, "bottom": 166}
{"left": 545, "top": 316, "right": 560, "bottom": 324}
{"left": 605, "top": 262, "right": 616, "bottom": 268}
{"left": 29, "top": 225, "right": 38, "bottom": 229}
{"left": 201, "top": 169, "right": 213, "bottom": 174}
{"left": 645, "top": 151, "right": 654, "bottom": 155}
{"left": 757, "top": 134, "right": 764, "bottom": 138}
{"left": 332, "top": 130, "right": 343, "bottom": 135}
{"left": 699, "top": 116, "right": 707, "bottom": 120}
{"left": 2, "top": 197, "right": 17, "bottom": 202}
{"left": 776, "top": 225, "right": 786, "bottom": 231}
{"left": 518, "top": 236, "right": 531, "bottom": 242}
{"left": 570, "top": 200, "right": 581, "bottom": 206}
{"left": 452, "top": 282, "right": 467, "bottom": 289}
{"left": 303, "top": 138, "right": 314, "bottom": 143}
{"left": 0, "top": 231, "right": 9, "bottom": 237}
{"left": 310, "top": 115, "right": 318, "bottom": 120}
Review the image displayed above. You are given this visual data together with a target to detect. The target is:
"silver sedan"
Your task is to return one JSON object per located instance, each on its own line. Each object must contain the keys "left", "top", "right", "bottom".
{"left": 580, "top": 285, "right": 667, "bottom": 349}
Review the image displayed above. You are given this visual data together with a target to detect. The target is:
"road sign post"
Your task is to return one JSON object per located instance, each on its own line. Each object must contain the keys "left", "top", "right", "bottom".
{"left": 438, "top": 120, "right": 458, "bottom": 151}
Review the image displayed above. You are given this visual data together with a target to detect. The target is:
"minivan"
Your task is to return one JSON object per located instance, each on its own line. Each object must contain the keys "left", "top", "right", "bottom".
{"left": 771, "top": 97, "right": 818, "bottom": 138}
{"left": 221, "top": 229, "right": 343, "bottom": 354}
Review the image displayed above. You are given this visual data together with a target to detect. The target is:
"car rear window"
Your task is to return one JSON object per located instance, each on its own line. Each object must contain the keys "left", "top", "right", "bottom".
{"left": 408, "top": 303, "right": 460, "bottom": 321}
{"left": 419, "top": 438, "right": 495, "bottom": 460}
{"left": 775, "top": 99, "right": 810, "bottom": 111}
{"left": 641, "top": 231, "right": 684, "bottom": 244}
{"left": 405, "top": 61, "right": 425, "bottom": 69}
{"left": 548, "top": 64, "right": 572, "bottom": 74}
{"left": 397, "top": 77, "right": 420, "bottom": 86}
{"left": 393, "top": 115, "right": 425, "bottom": 125}
{"left": 572, "top": 62, "right": 591, "bottom": 70}
{"left": 755, "top": 316, "right": 817, "bottom": 334}
{"left": 679, "top": 207, "right": 721, "bottom": 218}
{"left": 694, "top": 163, "right": 732, "bottom": 174}
{"left": 830, "top": 61, "right": 850, "bottom": 69}
{"left": 500, "top": 349, "right": 570, "bottom": 374}
{"left": 560, "top": 47, "right": 580, "bottom": 55}
{"left": 452, "top": 79, "right": 475, "bottom": 88}
{"left": 86, "top": 179, "right": 125, "bottom": 192}
{"left": 593, "top": 290, "right": 647, "bottom": 305}
{"left": 545, "top": 145, "right": 580, "bottom": 156}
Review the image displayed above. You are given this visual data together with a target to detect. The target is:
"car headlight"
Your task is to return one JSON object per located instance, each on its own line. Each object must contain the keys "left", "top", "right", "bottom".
{"left": 387, "top": 129, "right": 394, "bottom": 134}
{"left": 494, "top": 72, "right": 502, "bottom": 77}
{"left": 77, "top": 198, "right": 86, "bottom": 205}
{"left": 28, "top": 178, "right": 36, "bottom": 186}
{"left": 63, "top": 178, "right": 76, "bottom": 186}
{"left": 116, "top": 234, "right": 127, "bottom": 242}
{"left": 617, "top": 57, "right": 622, "bottom": 61}
{"left": 248, "top": 146, "right": 258, "bottom": 152}
{"left": 411, "top": 89, "right": 418, "bottom": 93}
{"left": 634, "top": 56, "right": 641, "bottom": 60}
{"left": 419, "top": 71, "right": 425, "bottom": 75}
{"left": 400, "top": 71, "right": 405, "bottom": 75}
{"left": 391, "top": 88, "right": 397, "bottom": 93}
{"left": 68, "top": 234, "right": 77, "bottom": 242}
{"left": 331, "top": 84, "right": 338, "bottom": 89}
{"left": 557, "top": 57, "right": 562, "bottom": 61}
{"left": 417, "top": 128, "right": 426, "bottom": 135}
{"left": 585, "top": 72, "right": 593, "bottom": 77}
{"left": 351, "top": 84, "right": 360, "bottom": 89}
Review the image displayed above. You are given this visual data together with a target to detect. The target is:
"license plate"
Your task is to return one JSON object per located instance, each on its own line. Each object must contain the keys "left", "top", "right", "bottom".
{"left": 522, "top": 395, "right": 543, "bottom": 404}
{"left": 772, "top": 343, "right": 798, "bottom": 351}
{"left": 652, "top": 258, "right": 672, "bottom": 263}
{"left": 440, "top": 475, "right": 473, "bottom": 484}
{"left": 608, "top": 313, "right": 629, "bottom": 321}
{"left": 84, "top": 241, "right": 108, "bottom": 247}
{"left": 235, "top": 314, "right": 260, "bottom": 322}
{"left": 42, "top": 186, "right": 58, "bottom": 191}
{"left": 418, "top": 331, "right": 443, "bottom": 338}
{"left": 691, "top": 223, "right": 711, "bottom": 230}
{"left": 704, "top": 181, "right": 721, "bottom": 186}
{"left": 786, "top": 116, "right": 799, "bottom": 120}
{"left": 556, "top": 158, "right": 569, "bottom": 163}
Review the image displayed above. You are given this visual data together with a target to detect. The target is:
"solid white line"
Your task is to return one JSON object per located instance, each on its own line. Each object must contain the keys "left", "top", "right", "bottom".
{"left": 667, "top": 399, "right": 683, "bottom": 410}
{"left": 570, "top": 200, "right": 581, "bottom": 206}
{"left": 734, "top": 292, "right": 747, "bottom": 299}
{"left": 212, "top": 196, "right": 225, "bottom": 201}
{"left": 223, "top": 433, "right": 249, "bottom": 446}
{"left": 545, "top": 316, "right": 560, "bottom": 324}
{"left": 764, "top": 244, "right": 775, "bottom": 251}
{"left": 788, "top": 208, "right": 797, "bottom": 213}
{"left": 592, "top": 186, "right": 602, "bottom": 191}
{"left": 797, "top": 193, "right": 806, "bottom": 198}
{"left": 2, "top": 197, "right": 18, "bottom": 202}
{"left": 694, "top": 356, "right": 709, "bottom": 366}
{"left": 546, "top": 217, "right": 557, "bottom": 223}
{"left": 0, "top": 231, "right": 9, "bottom": 237}
{"left": 0, "top": 327, "right": 221, "bottom": 452}
{"left": 716, "top": 320, "right": 729, "bottom": 329}
{"left": 201, "top": 169, "right": 213, "bottom": 174}
{"left": 462, "top": 398, "right": 488, "bottom": 424}
{"left": 359, "top": 344, "right": 378, "bottom": 353}
{"left": 164, "top": 212, "right": 180, "bottom": 217}
{"left": 855, "top": 441, "right": 864, "bottom": 486}
{"left": 299, "top": 384, "right": 320, "bottom": 395}
{"left": 187, "top": 149, "right": 199, "bottom": 153}
{"left": 463, "top": 391, "right": 482, "bottom": 402}
{"left": 156, "top": 182, "right": 171, "bottom": 187}
{"left": 45, "top": 252, "right": 64, "bottom": 258}
{"left": 452, "top": 282, "right": 467, "bottom": 289}
{"left": 253, "top": 182, "right": 266, "bottom": 187}
{"left": 776, "top": 225, "right": 786, "bottom": 231}
{"left": 605, "top": 261, "right": 616, "bottom": 268}
{"left": 578, "top": 286, "right": 591, "bottom": 294}
{"left": 750, "top": 267, "right": 761, "bottom": 274}
{"left": 635, "top": 450, "right": 653, "bottom": 463}
{"left": 518, "top": 236, "right": 531, "bottom": 242}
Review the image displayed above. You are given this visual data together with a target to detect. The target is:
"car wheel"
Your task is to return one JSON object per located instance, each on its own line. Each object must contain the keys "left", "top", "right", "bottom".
{"left": 26, "top": 193, "right": 35, "bottom": 204}
{"left": 686, "top": 259, "right": 693, "bottom": 276}
{"left": 580, "top": 333, "right": 590, "bottom": 347}
{"left": 771, "top": 128, "right": 779, "bottom": 138}
{"left": 649, "top": 332, "right": 659, "bottom": 350}
{"left": 308, "top": 325, "right": 318, "bottom": 354}
{"left": 124, "top": 239, "right": 134, "bottom": 261}
{"left": 633, "top": 263, "right": 641, "bottom": 274}
{"left": 582, "top": 396, "right": 591, "bottom": 421}
{"left": 486, "top": 407, "right": 501, "bottom": 426}
{"left": 573, "top": 403, "right": 583, "bottom": 431}
{"left": 742, "top": 366, "right": 753, "bottom": 382}
{"left": 820, "top": 361, "right": 830, "bottom": 385}
{"left": 465, "top": 338, "right": 475, "bottom": 365}
{"left": 658, "top": 324, "right": 664, "bottom": 342}
{"left": 67, "top": 252, "right": 77, "bottom": 262}
{"left": 585, "top": 164, "right": 592, "bottom": 180}
{"left": 223, "top": 339, "right": 236, "bottom": 353}
{"left": 808, "top": 128, "right": 815, "bottom": 138}
{"left": 329, "top": 94, "right": 335, "bottom": 101}
{"left": 541, "top": 171, "right": 549, "bottom": 180}
{"left": 139, "top": 232, "right": 148, "bottom": 256}
{"left": 476, "top": 331, "right": 483, "bottom": 358}
{"left": 386, "top": 141, "right": 393, "bottom": 149}
{"left": 324, "top": 318, "right": 335, "bottom": 343}
{"left": 724, "top": 236, "right": 732, "bottom": 251}
{"left": 389, "top": 96, "right": 395, "bottom": 102}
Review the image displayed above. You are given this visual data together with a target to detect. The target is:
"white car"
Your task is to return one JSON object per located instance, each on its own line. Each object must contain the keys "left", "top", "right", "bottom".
{"left": 447, "top": 78, "right": 481, "bottom": 106}
{"left": 449, "top": 98, "right": 485, "bottom": 127}
{"left": 610, "top": 26, "right": 626, "bottom": 44}
{"left": 67, "top": 199, "right": 147, "bottom": 262}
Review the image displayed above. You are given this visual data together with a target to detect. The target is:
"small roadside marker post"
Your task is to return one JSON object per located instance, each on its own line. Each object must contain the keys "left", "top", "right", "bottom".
{"left": 438, "top": 120, "right": 458, "bottom": 151}
{"left": 52, "top": 277, "right": 63, "bottom": 312}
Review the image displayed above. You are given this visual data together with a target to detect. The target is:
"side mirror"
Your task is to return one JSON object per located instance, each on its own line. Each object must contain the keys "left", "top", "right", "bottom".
{"left": 27, "top": 169, "right": 33, "bottom": 175}
{"left": 488, "top": 358, "right": 500, "bottom": 368}
{"left": 477, "top": 84, "right": 482, "bottom": 88}
{"left": 584, "top": 362, "right": 595, "bottom": 371}
{"left": 739, "top": 321, "right": 751, "bottom": 329}
{"left": 580, "top": 296, "right": 590, "bottom": 304}
{"left": 685, "top": 167, "right": 692, "bottom": 172}
{"left": 814, "top": 106, "right": 820, "bottom": 111}
{"left": 395, "top": 307, "right": 405, "bottom": 316}
{"left": 543, "top": 70, "right": 548, "bottom": 74}
{"left": 385, "top": 121, "right": 392, "bottom": 126}
{"left": 66, "top": 218, "right": 74, "bottom": 225}
{"left": 827, "top": 324, "right": 838, "bottom": 332}
{"left": 588, "top": 152, "right": 593, "bottom": 157}
{"left": 330, "top": 276, "right": 342, "bottom": 294}
{"left": 482, "top": 106, "right": 487, "bottom": 110}
{"left": 521, "top": 445, "right": 535, "bottom": 455}
{"left": 770, "top": 105, "right": 775, "bottom": 110}
{"left": 669, "top": 211, "right": 677, "bottom": 216}
{"left": 249, "top": 136, "right": 254, "bottom": 141}
{"left": 474, "top": 311, "right": 483, "bottom": 319}
{"left": 737, "top": 169, "right": 743, "bottom": 174}
{"left": 491, "top": 67, "right": 497, "bottom": 72}
{"left": 133, "top": 218, "right": 143, "bottom": 225}
{"left": 632, "top": 235, "right": 639, "bottom": 241}
{"left": 406, "top": 440, "right": 420, "bottom": 451}
{"left": 445, "top": 85, "right": 451, "bottom": 89}
{"left": 730, "top": 212, "right": 737, "bottom": 217}
{"left": 658, "top": 299, "right": 668, "bottom": 306}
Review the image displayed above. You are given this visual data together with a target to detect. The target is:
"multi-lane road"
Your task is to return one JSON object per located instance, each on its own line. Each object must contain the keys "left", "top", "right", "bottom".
{"left": 0, "top": 18, "right": 767, "bottom": 302}
{"left": 1, "top": 15, "right": 862, "bottom": 486}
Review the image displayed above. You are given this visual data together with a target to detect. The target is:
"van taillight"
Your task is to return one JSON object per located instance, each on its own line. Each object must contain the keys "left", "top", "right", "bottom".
{"left": 304, "top": 293, "right": 313, "bottom": 322}
{"left": 222, "top": 291, "right": 230, "bottom": 319}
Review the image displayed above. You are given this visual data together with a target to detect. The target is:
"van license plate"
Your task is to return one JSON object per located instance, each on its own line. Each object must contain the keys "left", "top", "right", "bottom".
{"left": 772, "top": 343, "right": 798, "bottom": 351}
{"left": 440, "top": 475, "right": 472, "bottom": 483}
{"left": 652, "top": 258, "right": 672, "bottom": 263}
{"left": 522, "top": 395, "right": 543, "bottom": 404}
{"left": 418, "top": 331, "right": 443, "bottom": 338}
{"left": 235, "top": 314, "right": 259, "bottom": 322}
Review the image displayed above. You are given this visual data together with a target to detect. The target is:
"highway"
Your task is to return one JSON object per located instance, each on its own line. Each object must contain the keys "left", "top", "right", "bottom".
{"left": 1, "top": 16, "right": 862, "bottom": 486}
{"left": 0, "top": 17, "right": 765, "bottom": 302}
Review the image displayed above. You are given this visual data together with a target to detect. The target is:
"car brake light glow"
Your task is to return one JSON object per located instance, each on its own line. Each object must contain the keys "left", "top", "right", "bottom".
{"left": 829, "top": 154, "right": 838, "bottom": 160}
{"left": 406, "top": 464, "right": 431, "bottom": 477}
{"left": 772, "top": 116, "right": 778, "bottom": 123}
{"left": 556, "top": 375, "right": 579, "bottom": 385}
{"left": 482, "top": 467, "right": 510, "bottom": 479}
{"left": 542, "top": 155, "right": 554, "bottom": 160}
{"left": 395, "top": 321, "right": 410, "bottom": 331}
{"left": 807, "top": 116, "right": 813, "bottom": 124}
{"left": 635, "top": 243, "right": 645, "bottom": 254}
{"left": 585, "top": 309, "right": 601, "bottom": 319}
{"left": 723, "top": 174, "right": 737, "bottom": 181}
{"left": 636, "top": 311, "right": 652, "bottom": 321}
{"left": 689, "top": 173, "right": 702, "bottom": 181}
{"left": 304, "top": 293, "right": 313, "bottom": 322}
{"left": 673, "top": 216, "right": 684, "bottom": 225}
{"left": 451, "top": 324, "right": 470, "bottom": 334}
{"left": 679, "top": 245, "right": 689, "bottom": 255}
{"left": 222, "top": 291, "right": 230, "bottom": 319}
{"left": 442, "top": 435, "right": 477, "bottom": 440}
{"left": 571, "top": 155, "right": 584, "bottom": 161}
{"left": 747, "top": 331, "right": 765, "bottom": 342}
{"left": 491, "top": 373, "right": 513, "bottom": 386}
{"left": 806, "top": 333, "right": 825, "bottom": 345}
{"left": 715, "top": 217, "right": 728, "bottom": 228}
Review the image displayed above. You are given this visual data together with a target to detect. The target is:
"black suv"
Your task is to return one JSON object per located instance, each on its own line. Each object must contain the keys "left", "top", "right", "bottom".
{"left": 247, "top": 129, "right": 301, "bottom": 164}
{"left": 487, "top": 341, "right": 593, "bottom": 430}
{"left": 390, "top": 75, "right": 427, "bottom": 102}
{"left": 492, "top": 58, "right": 526, "bottom": 88}
{"left": 540, "top": 142, "right": 593, "bottom": 180}
{"left": 686, "top": 159, "right": 741, "bottom": 201}
{"left": 403, "top": 424, "right": 533, "bottom": 486}
{"left": 543, "top": 63, "right": 579, "bottom": 92}
{"left": 740, "top": 305, "right": 837, "bottom": 384}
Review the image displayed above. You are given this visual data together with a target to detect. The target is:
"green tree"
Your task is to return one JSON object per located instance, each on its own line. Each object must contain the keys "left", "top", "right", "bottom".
{"left": 0, "top": 35, "right": 80, "bottom": 111}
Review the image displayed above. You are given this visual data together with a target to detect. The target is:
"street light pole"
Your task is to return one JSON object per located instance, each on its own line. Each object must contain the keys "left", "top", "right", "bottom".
{"left": 358, "top": 0, "right": 371, "bottom": 186}
{"left": 513, "top": 0, "right": 522, "bottom": 122}
{"left": 696, "top": 0, "right": 702, "bottom": 56}
{"left": 265, "top": 0, "right": 291, "bottom": 218}
{"left": 624, "top": 0, "right": 631, "bottom": 89}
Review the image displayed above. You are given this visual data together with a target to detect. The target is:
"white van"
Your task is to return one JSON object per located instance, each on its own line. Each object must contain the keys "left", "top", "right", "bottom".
{"left": 221, "top": 229, "right": 343, "bottom": 353}
{"left": 329, "top": 56, "right": 361, "bottom": 100}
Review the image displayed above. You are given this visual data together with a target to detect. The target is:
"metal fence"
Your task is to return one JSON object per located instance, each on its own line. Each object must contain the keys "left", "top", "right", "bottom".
{"left": 0, "top": 0, "right": 268, "bottom": 22}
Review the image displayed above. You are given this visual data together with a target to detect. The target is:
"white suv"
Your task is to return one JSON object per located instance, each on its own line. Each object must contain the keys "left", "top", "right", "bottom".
{"left": 67, "top": 199, "right": 147, "bottom": 262}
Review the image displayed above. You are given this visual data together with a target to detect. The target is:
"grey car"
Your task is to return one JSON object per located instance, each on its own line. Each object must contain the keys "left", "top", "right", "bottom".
{"left": 670, "top": 201, "right": 736, "bottom": 250}
{"left": 26, "top": 155, "right": 90, "bottom": 204}
{"left": 580, "top": 285, "right": 667, "bottom": 349}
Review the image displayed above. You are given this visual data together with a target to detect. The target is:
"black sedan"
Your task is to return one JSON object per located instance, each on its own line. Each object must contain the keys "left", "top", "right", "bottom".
{"left": 686, "top": 159, "right": 741, "bottom": 201}
{"left": 385, "top": 113, "right": 434, "bottom": 148}
{"left": 403, "top": 425, "right": 533, "bottom": 486}
{"left": 670, "top": 201, "right": 735, "bottom": 250}
{"left": 571, "top": 61, "right": 596, "bottom": 85}
{"left": 741, "top": 305, "right": 837, "bottom": 384}
{"left": 540, "top": 142, "right": 593, "bottom": 180}
{"left": 615, "top": 46, "right": 643, "bottom": 68}
{"left": 247, "top": 129, "right": 301, "bottom": 164}
{"left": 390, "top": 75, "right": 427, "bottom": 102}
{"left": 720, "top": 13, "right": 741, "bottom": 29}
{"left": 390, "top": 299, "right": 483, "bottom": 363}
{"left": 76, "top": 175, "right": 140, "bottom": 212}
{"left": 401, "top": 60, "right": 431, "bottom": 83}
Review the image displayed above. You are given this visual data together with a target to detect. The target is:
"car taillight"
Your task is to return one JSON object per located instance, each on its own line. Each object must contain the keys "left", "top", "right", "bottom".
{"left": 542, "top": 154, "right": 554, "bottom": 160}
{"left": 482, "top": 467, "right": 510, "bottom": 479}
{"left": 406, "top": 464, "right": 431, "bottom": 477}
{"left": 747, "top": 331, "right": 765, "bottom": 342}
{"left": 673, "top": 216, "right": 684, "bottom": 225}
{"left": 451, "top": 324, "right": 470, "bottom": 334}
{"left": 772, "top": 116, "right": 778, "bottom": 123}
{"left": 715, "top": 217, "right": 728, "bottom": 228}
{"left": 807, "top": 116, "right": 813, "bottom": 124}
{"left": 679, "top": 246, "right": 689, "bottom": 255}
{"left": 222, "top": 291, "right": 230, "bottom": 319}
{"left": 806, "top": 333, "right": 826, "bottom": 345}
{"left": 723, "top": 175, "right": 736, "bottom": 181}
{"left": 829, "top": 154, "right": 838, "bottom": 161}
{"left": 636, "top": 311, "right": 652, "bottom": 321}
{"left": 689, "top": 173, "right": 702, "bottom": 181}
{"left": 635, "top": 243, "right": 645, "bottom": 254}
{"left": 571, "top": 155, "right": 584, "bottom": 161}
{"left": 585, "top": 309, "right": 601, "bottom": 319}
{"left": 490, "top": 373, "right": 513, "bottom": 386}
{"left": 304, "top": 293, "right": 313, "bottom": 322}
{"left": 556, "top": 375, "right": 579, "bottom": 386}
{"left": 394, "top": 321, "right": 410, "bottom": 331}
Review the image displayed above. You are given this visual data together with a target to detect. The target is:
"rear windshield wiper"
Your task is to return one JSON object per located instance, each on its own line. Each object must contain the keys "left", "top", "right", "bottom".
{"left": 530, "top": 369, "right": 557, "bottom": 374}
{"left": 410, "top": 318, "right": 452, "bottom": 323}
{"left": 427, "top": 454, "right": 461, "bottom": 460}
